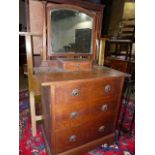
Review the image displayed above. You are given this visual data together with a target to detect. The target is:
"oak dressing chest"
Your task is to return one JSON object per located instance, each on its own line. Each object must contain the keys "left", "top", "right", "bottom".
{"left": 23, "top": 0, "right": 127, "bottom": 154}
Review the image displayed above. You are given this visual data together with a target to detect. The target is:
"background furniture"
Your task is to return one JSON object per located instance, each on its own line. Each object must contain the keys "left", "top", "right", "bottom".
{"left": 104, "top": 18, "right": 135, "bottom": 60}
{"left": 75, "top": 28, "right": 92, "bottom": 53}
{"left": 104, "top": 57, "right": 135, "bottom": 76}
{"left": 19, "top": 32, "right": 43, "bottom": 136}
{"left": 118, "top": 18, "right": 135, "bottom": 42}
{"left": 105, "top": 39, "right": 132, "bottom": 60}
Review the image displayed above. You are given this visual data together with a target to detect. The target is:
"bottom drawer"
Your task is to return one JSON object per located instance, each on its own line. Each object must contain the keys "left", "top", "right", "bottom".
{"left": 55, "top": 115, "right": 115, "bottom": 153}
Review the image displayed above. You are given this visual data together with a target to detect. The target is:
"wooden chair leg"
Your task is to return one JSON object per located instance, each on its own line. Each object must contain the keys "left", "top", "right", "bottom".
{"left": 30, "top": 91, "right": 37, "bottom": 136}
{"left": 29, "top": 91, "right": 43, "bottom": 136}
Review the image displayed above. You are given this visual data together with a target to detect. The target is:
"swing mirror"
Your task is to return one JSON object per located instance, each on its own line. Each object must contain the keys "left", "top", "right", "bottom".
{"left": 47, "top": 4, "right": 96, "bottom": 57}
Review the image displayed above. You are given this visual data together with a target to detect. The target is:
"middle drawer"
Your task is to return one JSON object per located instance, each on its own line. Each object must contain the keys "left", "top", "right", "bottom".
{"left": 55, "top": 95, "right": 118, "bottom": 130}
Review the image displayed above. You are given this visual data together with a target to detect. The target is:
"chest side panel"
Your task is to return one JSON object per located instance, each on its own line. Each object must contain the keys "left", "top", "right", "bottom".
{"left": 41, "top": 86, "right": 52, "bottom": 148}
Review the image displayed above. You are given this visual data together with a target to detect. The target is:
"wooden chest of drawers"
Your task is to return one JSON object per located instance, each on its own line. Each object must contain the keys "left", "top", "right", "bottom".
{"left": 36, "top": 66, "right": 126, "bottom": 155}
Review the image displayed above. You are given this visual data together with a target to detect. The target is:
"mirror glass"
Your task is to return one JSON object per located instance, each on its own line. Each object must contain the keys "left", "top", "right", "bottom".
{"left": 50, "top": 9, "right": 93, "bottom": 54}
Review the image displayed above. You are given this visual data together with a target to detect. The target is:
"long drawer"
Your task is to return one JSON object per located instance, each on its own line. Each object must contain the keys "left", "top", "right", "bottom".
{"left": 55, "top": 77, "right": 122, "bottom": 105}
{"left": 55, "top": 115, "right": 115, "bottom": 153}
{"left": 55, "top": 95, "right": 118, "bottom": 129}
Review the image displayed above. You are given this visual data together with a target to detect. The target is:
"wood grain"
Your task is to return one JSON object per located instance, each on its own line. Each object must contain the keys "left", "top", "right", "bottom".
{"left": 55, "top": 115, "right": 114, "bottom": 153}
{"left": 57, "top": 133, "right": 114, "bottom": 155}
{"left": 55, "top": 77, "right": 122, "bottom": 105}
{"left": 57, "top": 58, "right": 93, "bottom": 71}
{"left": 35, "top": 66, "right": 127, "bottom": 86}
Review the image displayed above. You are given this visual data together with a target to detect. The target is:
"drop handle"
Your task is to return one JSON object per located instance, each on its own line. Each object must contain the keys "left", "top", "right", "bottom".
{"left": 69, "top": 135, "right": 77, "bottom": 142}
{"left": 98, "top": 125, "right": 105, "bottom": 132}
{"left": 70, "top": 111, "right": 78, "bottom": 119}
{"left": 71, "top": 89, "right": 80, "bottom": 96}
{"left": 101, "top": 104, "right": 108, "bottom": 112}
{"left": 104, "top": 84, "right": 112, "bottom": 93}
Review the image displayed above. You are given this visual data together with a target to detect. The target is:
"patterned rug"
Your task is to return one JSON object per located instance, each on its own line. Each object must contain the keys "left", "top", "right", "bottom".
{"left": 19, "top": 90, "right": 135, "bottom": 155}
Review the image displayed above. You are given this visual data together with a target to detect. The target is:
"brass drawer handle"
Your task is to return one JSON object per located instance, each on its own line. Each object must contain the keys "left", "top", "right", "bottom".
{"left": 71, "top": 89, "right": 79, "bottom": 96}
{"left": 69, "top": 135, "right": 77, "bottom": 142}
{"left": 101, "top": 104, "right": 108, "bottom": 112}
{"left": 98, "top": 125, "right": 105, "bottom": 132}
{"left": 70, "top": 111, "right": 78, "bottom": 119}
{"left": 75, "top": 64, "right": 80, "bottom": 68}
{"left": 104, "top": 84, "right": 112, "bottom": 93}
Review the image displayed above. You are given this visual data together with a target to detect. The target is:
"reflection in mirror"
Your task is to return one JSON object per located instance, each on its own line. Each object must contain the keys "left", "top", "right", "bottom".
{"left": 50, "top": 9, "right": 93, "bottom": 54}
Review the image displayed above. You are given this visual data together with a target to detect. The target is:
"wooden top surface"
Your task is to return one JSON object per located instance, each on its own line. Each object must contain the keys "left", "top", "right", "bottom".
{"left": 35, "top": 66, "right": 128, "bottom": 86}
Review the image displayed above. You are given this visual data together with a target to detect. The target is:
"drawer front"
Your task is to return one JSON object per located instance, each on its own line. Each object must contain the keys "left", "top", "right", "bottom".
{"left": 88, "top": 116, "right": 114, "bottom": 141}
{"left": 55, "top": 115, "right": 114, "bottom": 153}
{"left": 55, "top": 78, "right": 122, "bottom": 105}
{"left": 55, "top": 101, "right": 89, "bottom": 130}
{"left": 55, "top": 96, "right": 118, "bottom": 129}
{"left": 64, "top": 62, "right": 92, "bottom": 71}
{"left": 55, "top": 124, "right": 89, "bottom": 153}
{"left": 89, "top": 95, "right": 118, "bottom": 115}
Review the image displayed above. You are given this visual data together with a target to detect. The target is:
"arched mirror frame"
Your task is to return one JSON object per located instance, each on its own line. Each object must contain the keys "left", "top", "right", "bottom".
{"left": 47, "top": 4, "right": 96, "bottom": 58}
{"left": 42, "top": 1, "right": 104, "bottom": 61}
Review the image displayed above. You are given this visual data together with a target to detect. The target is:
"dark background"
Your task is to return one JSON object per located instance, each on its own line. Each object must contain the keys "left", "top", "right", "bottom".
{"left": 83, "top": 0, "right": 113, "bottom": 36}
